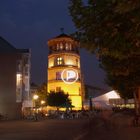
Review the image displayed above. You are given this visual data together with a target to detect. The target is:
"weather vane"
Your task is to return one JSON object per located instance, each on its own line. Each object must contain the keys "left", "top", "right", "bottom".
{"left": 60, "top": 27, "right": 64, "bottom": 34}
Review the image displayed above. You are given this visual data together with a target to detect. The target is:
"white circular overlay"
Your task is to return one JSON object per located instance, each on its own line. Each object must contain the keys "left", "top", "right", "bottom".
{"left": 61, "top": 68, "right": 79, "bottom": 84}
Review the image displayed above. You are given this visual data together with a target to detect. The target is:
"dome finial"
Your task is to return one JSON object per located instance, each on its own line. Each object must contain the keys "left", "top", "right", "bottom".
{"left": 60, "top": 27, "right": 64, "bottom": 34}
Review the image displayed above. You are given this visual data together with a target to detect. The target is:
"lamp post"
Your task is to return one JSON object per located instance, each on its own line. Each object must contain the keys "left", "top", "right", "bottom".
{"left": 33, "top": 94, "right": 39, "bottom": 121}
{"left": 89, "top": 96, "right": 93, "bottom": 111}
{"left": 33, "top": 94, "right": 39, "bottom": 112}
{"left": 40, "top": 100, "right": 46, "bottom": 113}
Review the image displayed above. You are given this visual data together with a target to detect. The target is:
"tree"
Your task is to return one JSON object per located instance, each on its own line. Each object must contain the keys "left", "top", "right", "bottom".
{"left": 36, "top": 83, "right": 47, "bottom": 100}
{"left": 46, "top": 91, "right": 72, "bottom": 109}
{"left": 69, "top": 0, "right": 140, "bottom": 113}
{"left": 35, "top": 83, "right": 47, "bottom": 106}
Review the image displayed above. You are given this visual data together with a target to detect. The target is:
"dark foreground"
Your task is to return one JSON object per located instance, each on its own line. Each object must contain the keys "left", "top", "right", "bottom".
{"left": 0, "top": 119, "right": 87, "bottom": 140}
{"left": 82, "top": 111, "right": 140, "bottom": 140}
{"left": 0, "top": 113, "right": 140, "bottom": 140}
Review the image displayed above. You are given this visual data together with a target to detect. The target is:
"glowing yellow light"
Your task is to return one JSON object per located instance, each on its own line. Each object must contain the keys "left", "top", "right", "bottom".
{"left": 41, "top": 100, "right": 45, "bottom": 105}
{"left": 49, "top": 58, "right": 54, "bottom": 67}
{"left": 57, "top": 57, "right": 62, "bottom": 61}
{"left": 16, "top": 74, "right": 22, "bottom": 86}
{"left": 65, "top": 60, "right": 74, "bottom": 65}
{"left": 33, "top": 94, "right": 39, "bottom": 100}
{"left": 70, "top": 96, "right": 82, "bottom": 109}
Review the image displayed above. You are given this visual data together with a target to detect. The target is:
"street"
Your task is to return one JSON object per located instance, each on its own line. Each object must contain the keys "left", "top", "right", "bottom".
{"left": 0, "top": 112, "right": 140, "bottom": 140}
{"left": 0, "top": 119, "right": 88, "bottom": 140}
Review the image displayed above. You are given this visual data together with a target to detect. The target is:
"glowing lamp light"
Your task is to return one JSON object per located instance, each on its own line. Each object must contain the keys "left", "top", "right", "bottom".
{"left": 41, "top": 100, "right": 45, "bottom": 105}
{"left": 33, "top": 95, "right": 39, "bottom": 100}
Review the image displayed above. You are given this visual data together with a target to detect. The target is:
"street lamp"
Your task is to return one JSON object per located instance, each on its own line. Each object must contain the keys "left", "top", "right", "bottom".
{"left": 33, "top": 94, "right": 39, "bottom": 111}
{"left": 41, "top": 100, "right": 45, "bottom": 105}
{"left": 40, "top": 100, "right": 46, "bottom": 113}
{"left": 32, "top": 94, "right": 39, "bottom": 121}
{"left": 33, "top": 94, "right": 39, "bottom": 100}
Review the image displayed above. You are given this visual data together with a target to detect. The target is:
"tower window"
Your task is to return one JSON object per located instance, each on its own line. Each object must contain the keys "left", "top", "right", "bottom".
{"left": 56, "top": 44, "right": 59, "bottom": 50}
{"left": 60, "top": 43, "right": 63, "bottom": 50}
{"left": 56, "top": 57, "right": 64, "bottom": 65}
{"left": 65, "top": 43, "right": 69, "bottom": 50}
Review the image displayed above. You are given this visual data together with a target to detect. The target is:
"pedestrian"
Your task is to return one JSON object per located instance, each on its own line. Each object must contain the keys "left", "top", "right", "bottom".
{"left": 133, "top": 114, "right": 139, "bottom": 127}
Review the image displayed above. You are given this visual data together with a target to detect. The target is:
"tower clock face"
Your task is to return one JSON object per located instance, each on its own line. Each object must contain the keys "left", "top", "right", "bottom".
{"left": 61, "top": 68, "right": 78, "bottom": 84}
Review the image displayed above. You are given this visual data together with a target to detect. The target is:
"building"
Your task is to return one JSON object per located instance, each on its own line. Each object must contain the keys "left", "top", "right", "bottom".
{"left": 84, "top": 84, "right": 136, "bottom": 110}
{"left": 92, "top": 90, "right": 120, "bottom": 109}
{"left": 84, "top": 84, "right": 106, "bottom": 99}
{"left": 47, "top": 33, "right": 83, "bottom": 109}
{"left": 0, "top": 37, "right": 31, "bottom": 119}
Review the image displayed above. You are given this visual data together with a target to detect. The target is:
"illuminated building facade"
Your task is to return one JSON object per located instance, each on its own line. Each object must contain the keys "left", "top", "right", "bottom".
{"left": 47, "top": 33, "right": 83, "bottom": 109}
{"left": 0, "top": 37, "right": 30, "bottom": 119}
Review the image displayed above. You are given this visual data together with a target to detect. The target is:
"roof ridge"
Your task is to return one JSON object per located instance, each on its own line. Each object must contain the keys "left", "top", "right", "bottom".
{"left": 0, "top": 36, "right": 17, "bottom": 53}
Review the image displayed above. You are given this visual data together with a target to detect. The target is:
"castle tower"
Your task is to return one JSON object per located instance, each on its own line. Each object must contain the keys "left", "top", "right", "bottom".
{"left": 47, "top": 33, "right": 83, "bottom": 109}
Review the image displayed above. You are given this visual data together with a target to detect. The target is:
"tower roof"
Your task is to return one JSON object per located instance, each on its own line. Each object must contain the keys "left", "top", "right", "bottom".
{"left": 55, "top": 33, "right": 73, "bottom": 39}
{"left": 48, "top": 33, "right": 78, "bottom": 47}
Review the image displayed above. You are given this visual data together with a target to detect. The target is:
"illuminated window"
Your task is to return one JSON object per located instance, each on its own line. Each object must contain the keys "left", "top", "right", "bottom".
{"left": 56, "top": 57, "right": 63, "bottom": 65}
{"left": 60, "top": 43, "right": 63, "bottom": 50}
{"left": 56, "top": 44, "right": 59, "bottom": 50}
{"left": 16, "top": 74, "right": 22, "bottom": 87}
{"left": 65, "top": 43, "right": 69, "bottom": 50}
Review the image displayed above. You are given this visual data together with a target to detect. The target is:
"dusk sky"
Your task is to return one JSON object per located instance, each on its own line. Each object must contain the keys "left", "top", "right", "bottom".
{"left": 0, "top": 0, "right": 108, "bottom": 89}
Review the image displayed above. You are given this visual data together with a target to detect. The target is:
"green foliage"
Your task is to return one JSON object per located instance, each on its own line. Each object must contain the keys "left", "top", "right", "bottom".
{"left": 105, "top": 71, "right": 134, "bottom": 99}
{"left": 69, "top": 0, "right": 140, "bottom": 98}
{"left": 46, "top": 91, "right": 72, "bottom": 108}
{"left": 36, "top": 83, "right": 47, "bottom": 103}
{"left": 69, "top": 0, "right": 140, "bottom": 57}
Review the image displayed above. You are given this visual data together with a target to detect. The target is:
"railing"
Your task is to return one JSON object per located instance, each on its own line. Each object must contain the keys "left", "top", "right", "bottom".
{"left": 48, "top": 78, "right": 81, "bottom": 83}
{"left": 49, "top": 50, "right": 79, "bottom": 55}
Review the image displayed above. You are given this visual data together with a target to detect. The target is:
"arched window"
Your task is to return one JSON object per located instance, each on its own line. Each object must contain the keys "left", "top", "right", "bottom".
{"left": 56, "top": 44, "right": 59, "bottom": 50}
{"left": 60, "top": 43, "right": 63, "bottom": 50}
{"left": 65, "top": 43, "right": 69, "bottom": 50}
